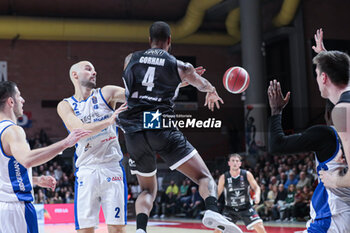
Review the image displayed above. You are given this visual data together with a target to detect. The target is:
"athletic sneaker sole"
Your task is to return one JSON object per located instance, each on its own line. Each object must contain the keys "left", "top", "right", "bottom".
{"left": 202, "top": 210, "right": 243, "bottom": 233}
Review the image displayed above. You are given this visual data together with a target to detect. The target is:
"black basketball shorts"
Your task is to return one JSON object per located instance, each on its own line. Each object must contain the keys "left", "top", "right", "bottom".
{"left": 124, "top": 129, "right": 197, "bottom": 176}
{"left": 222, "top": 206, "right": 263, "bottom": 230}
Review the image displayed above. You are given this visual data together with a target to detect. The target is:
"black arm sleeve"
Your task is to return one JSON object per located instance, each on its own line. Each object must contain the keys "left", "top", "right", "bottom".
{"left": 268, "top": 114, "right": 337, "bottom": 163}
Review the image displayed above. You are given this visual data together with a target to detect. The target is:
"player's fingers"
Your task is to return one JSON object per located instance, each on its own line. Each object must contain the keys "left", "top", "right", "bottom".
{"left": 268, "top": 85, "right": 272, "bottom": 94}
{"left": 277, "top": 82, "right": 282, "bottom": 93}
{"left": 215, "top": 100, "right": 220, "bottom": 110}
{"left": 284, "top": 91, "right": 291, "bottom": 103}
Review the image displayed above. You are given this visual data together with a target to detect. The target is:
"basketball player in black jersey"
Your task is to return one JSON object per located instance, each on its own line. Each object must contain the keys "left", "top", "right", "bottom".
{"left": 118, "top": 21, "right": 242, "bottom": 233}
{"left": 215, "top": 154, "right": 266, "bottom": 233}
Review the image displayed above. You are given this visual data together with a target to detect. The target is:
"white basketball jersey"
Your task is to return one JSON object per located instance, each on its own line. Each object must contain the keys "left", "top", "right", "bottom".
{"left": 310, "top": 127, "right": 350, "bottom": 220}
{"left": 0, "top": 120, "right": 33, "bottom": 202}
{"left": 64, "top": 89, "right": 123, "bottom": 168}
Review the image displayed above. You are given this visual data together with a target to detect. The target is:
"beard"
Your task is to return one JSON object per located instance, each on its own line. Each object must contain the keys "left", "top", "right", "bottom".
{"left": 13, "top": 100, "right": 23, "bottom": 118}
{"left": 81, "top": 80, "right": 96, "bottom": 89}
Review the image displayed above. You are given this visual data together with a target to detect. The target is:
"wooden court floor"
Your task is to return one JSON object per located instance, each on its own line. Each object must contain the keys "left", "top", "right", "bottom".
{"left": 40, "top": 219, "right": 307, "bottom": 233}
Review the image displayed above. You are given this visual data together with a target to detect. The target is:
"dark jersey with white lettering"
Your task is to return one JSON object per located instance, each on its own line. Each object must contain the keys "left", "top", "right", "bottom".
{"left": 118, "top": 48, "right": 182, "bottom": 133}
{"left": 224, "top": 169, "right": 252, "bottom": 210}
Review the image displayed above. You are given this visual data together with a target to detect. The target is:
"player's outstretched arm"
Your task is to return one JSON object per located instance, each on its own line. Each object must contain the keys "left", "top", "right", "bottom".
{"left": 177, "top": 60, "right": 223, "bottom": 111}
{"left": 2, "top": 126, "right": 90, "bottom": 168}
{"left": 312, "top": 28, "right": 327, "bottom": 54}
{"left": 320, "top": 104, "right": 350, "bottom": 188}
{"left": 57, "top": 100, "right": 127, "bottom": 135}
{"left": 101, "top": 85, "right": 126, "bottom": 104}
{"left": 179, "top": 66, "right": 206, "bottom": 88}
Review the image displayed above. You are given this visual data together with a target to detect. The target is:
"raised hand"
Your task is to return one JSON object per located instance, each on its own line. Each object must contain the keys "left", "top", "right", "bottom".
{"left": 312, "top": 28, "right": 326, "bottom": 54}
{"left": 267, "top": 79, "right": 290, "bottom": 115}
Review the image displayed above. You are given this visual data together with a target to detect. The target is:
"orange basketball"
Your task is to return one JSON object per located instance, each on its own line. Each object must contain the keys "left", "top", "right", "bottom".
{"left": 223, "top": 66, "right": 250, "bottom": 94}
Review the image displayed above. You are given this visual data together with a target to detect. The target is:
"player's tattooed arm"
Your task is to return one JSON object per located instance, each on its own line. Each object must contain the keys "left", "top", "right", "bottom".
{"left": 177, "top": 60, "right": 215, "bottom": 93}
{"left": 179, "top": 66, "right": 206, "bottom": 88}
{"left": 177, "top": 60, "right": 223, "bottom": 111}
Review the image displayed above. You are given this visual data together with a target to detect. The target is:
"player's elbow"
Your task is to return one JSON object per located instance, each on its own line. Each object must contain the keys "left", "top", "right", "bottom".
{"left": 20, "top": 159, "right": 33, "bottom": 169}
{"left": 267, "top": 137, "right": 283, "bottom": 154}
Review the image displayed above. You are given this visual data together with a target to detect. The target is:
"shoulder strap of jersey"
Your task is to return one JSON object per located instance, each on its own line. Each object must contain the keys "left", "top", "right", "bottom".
{"left": 240, "top": 169, "right": 249, "bottom": 182}
{"left": 337, "top": 90, "right": 350, "bottom": 104}
{"left": 224, "top": 171, "right": 230, "bottom": 180}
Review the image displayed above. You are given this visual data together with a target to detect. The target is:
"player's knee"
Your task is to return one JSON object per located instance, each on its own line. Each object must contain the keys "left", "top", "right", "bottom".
{"left": 199, "top": 175, "right": 215, "bottom": 184}
{"left": 108, "top": 225, "right": 125, "bottom": 233}
{"left": 141, "top": 187, "right": 157, "bottom": 200}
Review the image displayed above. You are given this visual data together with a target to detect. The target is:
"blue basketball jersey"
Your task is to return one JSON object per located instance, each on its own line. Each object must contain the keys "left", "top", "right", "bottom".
{"left": 311, "top": 127, "right": 350, "bottom": 220}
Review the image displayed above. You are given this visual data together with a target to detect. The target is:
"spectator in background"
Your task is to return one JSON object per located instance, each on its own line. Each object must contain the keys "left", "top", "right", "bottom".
{"left": 284, "top": 172, "right": 298, "bottom": 189}
{"left": 269, "top": 176, "right": 278, "bottom": 187}
{"left": 165, "top": 180, "right": 179, "bottom": 196}
{"left": 54, "top": 165, "right": 63, "bottom": 180}
{"left": 272, "top": 184, "right": 288, "bottom": 221}
{"left": 161, "top": 191, "right": 177, "bottom": 218}
{"left": 284, "top": 184, "right": 296, "bottom": 221}
{"left": 179, "top": 179, "right": 190, "bottom": 198}
{"left": 36, "top": 189, "right": 46, "bottom": 204}
{"left": 255, "top": 184, "right": 268, "bottom": 219}
{"left": 277, "top": 173, "right": 287, "bottom": 186}
{"left": 258, "top": 173, "right": 267, "bottom": 186}
{"left": 293, "top": 186, "right": 313, "bottom": 221}
{"left": 264, "top": 184, "right": 278, "bottom": 220}
{"left": 296, "top": 171, "right": 311, "bottom": 189}
{"left": 183, "top": 186, "right": 203, "bottom": 219}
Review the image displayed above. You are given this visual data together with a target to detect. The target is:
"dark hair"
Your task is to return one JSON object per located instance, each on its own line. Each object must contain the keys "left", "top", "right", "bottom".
{"left": 313, "top": 51, "right": 350, "bottom": 86}
{"left": 149, "top": 21, "right": 171, "bottom": 43}
{"left": 228, "top": 153, "right": 242, "bottom": 161}
{"left": 0, "top": 81, "right": 17, "bottom": 110}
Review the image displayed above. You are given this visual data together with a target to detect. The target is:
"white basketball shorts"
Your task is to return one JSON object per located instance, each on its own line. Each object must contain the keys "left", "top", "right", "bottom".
{"left": 74, "top": 163, "right": 127, "bottom": 230}
{"left": 306, "top": 210, "right": 350, "bottom": 233}
{"left": 0, "top": 201, "right": 38, "bottom": 233}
